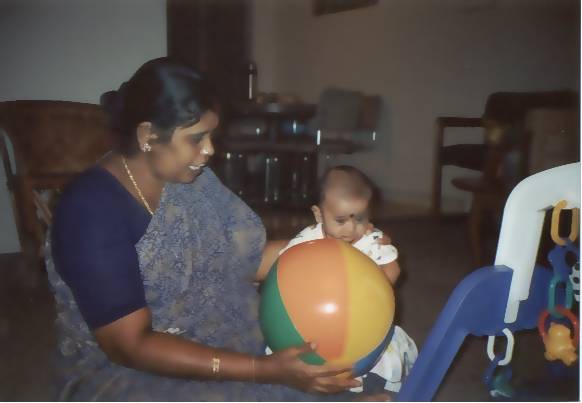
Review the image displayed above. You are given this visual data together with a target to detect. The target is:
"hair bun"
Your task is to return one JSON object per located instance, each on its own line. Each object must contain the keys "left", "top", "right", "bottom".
{"left": 99, "top": 91, "right": 123, "bottom": 133}
{"left": 100, "top": 82, "right": 129, "bottom": 114}
{"left": 100, "top": 90, "right": 120, "bottom": 114}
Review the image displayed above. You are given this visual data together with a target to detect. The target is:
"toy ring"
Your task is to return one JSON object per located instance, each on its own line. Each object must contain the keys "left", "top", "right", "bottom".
{"left": 551, "top": 200, "right": 580, "bottom": 245}
{"left": 538, "top": 306, "right": 579, "bottom": 346}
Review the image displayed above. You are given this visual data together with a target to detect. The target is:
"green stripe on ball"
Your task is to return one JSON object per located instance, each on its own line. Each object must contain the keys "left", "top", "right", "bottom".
{"left": 259, "top": 261, "right": 325, "bottom": 365}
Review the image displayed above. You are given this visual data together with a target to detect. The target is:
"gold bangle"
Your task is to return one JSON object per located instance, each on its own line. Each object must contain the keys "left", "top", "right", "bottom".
{"left": 212, "top": 357, "right": 220, "bottom": 379}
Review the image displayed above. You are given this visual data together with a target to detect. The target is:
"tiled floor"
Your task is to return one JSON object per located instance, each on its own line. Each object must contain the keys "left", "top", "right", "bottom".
{"left": 0, "top": 210, "right": 578, "bottom": 401}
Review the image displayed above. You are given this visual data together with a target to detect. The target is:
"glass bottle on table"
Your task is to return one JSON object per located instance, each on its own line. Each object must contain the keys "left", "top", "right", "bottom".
{"left": 264, "top": 155, "right": 280, "bottom": 204}
{"left": 247, "top": 62, "right": 257, "bottom": 101}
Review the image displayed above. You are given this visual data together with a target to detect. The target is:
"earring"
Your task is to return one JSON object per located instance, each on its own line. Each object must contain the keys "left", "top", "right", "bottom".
{"left": 142, "top": 143, "right": 152, "bottom": 152}
{"left": 201, "top": 148, "right": 209, "bottom": 156}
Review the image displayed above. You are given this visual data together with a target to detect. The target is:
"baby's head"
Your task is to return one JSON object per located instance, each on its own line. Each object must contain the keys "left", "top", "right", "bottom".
{"left": 312, "top": 166, "right": 375, "bottom": 244}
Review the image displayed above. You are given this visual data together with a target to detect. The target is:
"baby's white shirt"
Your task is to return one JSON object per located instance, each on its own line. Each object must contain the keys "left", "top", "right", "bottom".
{"left": 279, "top": 223, "right": 398, "bottom": 265}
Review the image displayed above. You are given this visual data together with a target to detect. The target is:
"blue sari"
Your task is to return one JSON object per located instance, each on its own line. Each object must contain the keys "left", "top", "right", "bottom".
{"left": 46, "top": 168, "right": 358, "bottom": 401}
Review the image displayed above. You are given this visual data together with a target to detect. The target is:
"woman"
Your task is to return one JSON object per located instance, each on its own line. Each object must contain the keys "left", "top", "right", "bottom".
{"left": 47, "top": 58, "right": 387, "bottom": 401}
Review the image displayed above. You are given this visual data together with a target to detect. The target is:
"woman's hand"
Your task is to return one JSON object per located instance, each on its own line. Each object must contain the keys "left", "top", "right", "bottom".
{"left": 258, "top": 343, "right": 361, "bottom": 394}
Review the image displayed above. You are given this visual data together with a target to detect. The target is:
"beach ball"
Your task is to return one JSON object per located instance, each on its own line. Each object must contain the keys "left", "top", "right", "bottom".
{"left": 259, "top": 238, "right": 395, "bottom": 376}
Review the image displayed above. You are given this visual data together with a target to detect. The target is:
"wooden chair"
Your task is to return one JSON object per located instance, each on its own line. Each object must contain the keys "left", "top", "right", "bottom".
{"left": 0, "top": 101, "right": 116, "bottom": 270}
{"left": 432, "top": 91, "right": 579, "bottom": 216}
{"left": 432, "top": 90, "right": 579, "bottom": 265}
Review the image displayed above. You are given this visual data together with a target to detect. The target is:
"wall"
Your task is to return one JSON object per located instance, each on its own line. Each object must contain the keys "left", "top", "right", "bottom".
{"left": 251, "top": 0, "right": 579, "bottom": 210}
{"left": 0, "top": 0, "right": 167, "bottom": 253}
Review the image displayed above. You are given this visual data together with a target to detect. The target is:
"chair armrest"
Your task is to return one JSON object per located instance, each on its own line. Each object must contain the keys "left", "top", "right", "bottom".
{"left": 436, "top": 117, "right": 484, "bottom": 129}
{"left": 434, "top": 117, "right": 484, "bottom": 151}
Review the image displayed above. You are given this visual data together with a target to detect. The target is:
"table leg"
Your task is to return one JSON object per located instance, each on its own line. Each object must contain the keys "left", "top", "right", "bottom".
{"left": 266, "top": 116, "right": 279, "bottom": 143}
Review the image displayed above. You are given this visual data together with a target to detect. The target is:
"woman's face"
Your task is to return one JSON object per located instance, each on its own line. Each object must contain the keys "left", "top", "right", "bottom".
{"left": 148, "top": 110, "right": 219, "bottom": 183}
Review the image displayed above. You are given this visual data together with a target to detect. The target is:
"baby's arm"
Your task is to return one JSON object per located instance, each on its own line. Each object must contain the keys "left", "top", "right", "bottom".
{"left": 380, "top": 260, "right": 401, "bottom": 286}
{"left": 255, "top": 240, "right": 288, "bottom": 282}
{"left": 355, "top": 227, "right": 400, "bottom": 285}
{"left": 255, "top": 225, "right": 322, "bottom": 282}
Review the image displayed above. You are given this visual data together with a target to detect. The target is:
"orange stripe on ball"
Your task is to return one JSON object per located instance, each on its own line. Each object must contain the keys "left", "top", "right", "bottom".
{"left": 277, "top": 239, "right": 348, "bottom": 361}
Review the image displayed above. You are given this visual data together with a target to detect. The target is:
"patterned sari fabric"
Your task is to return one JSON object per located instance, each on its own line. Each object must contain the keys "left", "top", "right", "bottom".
{"left": 46, "top": 169, "right": 352, "bottom": 401}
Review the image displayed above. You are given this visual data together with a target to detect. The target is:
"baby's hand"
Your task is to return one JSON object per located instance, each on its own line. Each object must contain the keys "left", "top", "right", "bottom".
{"left": 366, "top": 223, "right": 392, "bottom": 245}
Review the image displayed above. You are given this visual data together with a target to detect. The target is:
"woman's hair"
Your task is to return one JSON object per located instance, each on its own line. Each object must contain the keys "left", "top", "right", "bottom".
{"left": 100, "top": 57, "right": 216, "bottom": 155}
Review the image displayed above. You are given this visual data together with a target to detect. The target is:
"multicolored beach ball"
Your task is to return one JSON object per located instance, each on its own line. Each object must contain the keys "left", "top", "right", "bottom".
{"left": 259, "top": 238, "right": 395, "bottom": 376}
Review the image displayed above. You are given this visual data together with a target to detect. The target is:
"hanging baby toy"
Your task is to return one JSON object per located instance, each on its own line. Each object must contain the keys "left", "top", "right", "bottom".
{"left": 483, "top": 199, "right": 580, "bottom": 400}
{"left": 537, "top": 200, "right": 580, "bottom": 367}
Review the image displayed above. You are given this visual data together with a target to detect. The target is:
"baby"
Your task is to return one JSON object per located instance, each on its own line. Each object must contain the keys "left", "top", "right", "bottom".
{"left": 278, "top": 165, "right": 418, "bottom": 393}
{"left": 280, "top": 165, "right": 400, "bottom": 284}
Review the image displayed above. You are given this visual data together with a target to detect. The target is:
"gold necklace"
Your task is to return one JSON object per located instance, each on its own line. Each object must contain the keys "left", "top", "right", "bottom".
{"left": 122, "top": 156, "right": 154, "bottom": 216}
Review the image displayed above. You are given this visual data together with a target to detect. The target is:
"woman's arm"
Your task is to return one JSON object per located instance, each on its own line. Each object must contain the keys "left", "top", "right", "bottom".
{"left": 94, "top": 307, "right": 360, "bottom": 394}
{"left": 94, "top": 308, "right": 255, "bottom": 381}
{"left": 255, "top": 239, "right": 288, "bottom": 281}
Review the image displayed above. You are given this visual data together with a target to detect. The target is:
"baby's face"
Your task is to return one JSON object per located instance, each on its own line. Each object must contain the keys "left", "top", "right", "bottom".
{"left": 314, "top": 194, "right": 370, "bottom": 244}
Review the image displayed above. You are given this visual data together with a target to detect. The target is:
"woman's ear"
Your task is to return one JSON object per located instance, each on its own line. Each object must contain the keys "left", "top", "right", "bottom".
{"left": 311, "top": 205, "right": 323, "bottom": 224}
{"left": 136, "top": 122, "right": 159, "bottom": 151}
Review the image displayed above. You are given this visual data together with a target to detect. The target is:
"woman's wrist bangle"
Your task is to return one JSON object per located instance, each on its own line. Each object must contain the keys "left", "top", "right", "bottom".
{"left": 210, "top": 355, "right": 257, "bottom": 383}
{"left": 211, "top": 356, "right": 220, "bottom": 380}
